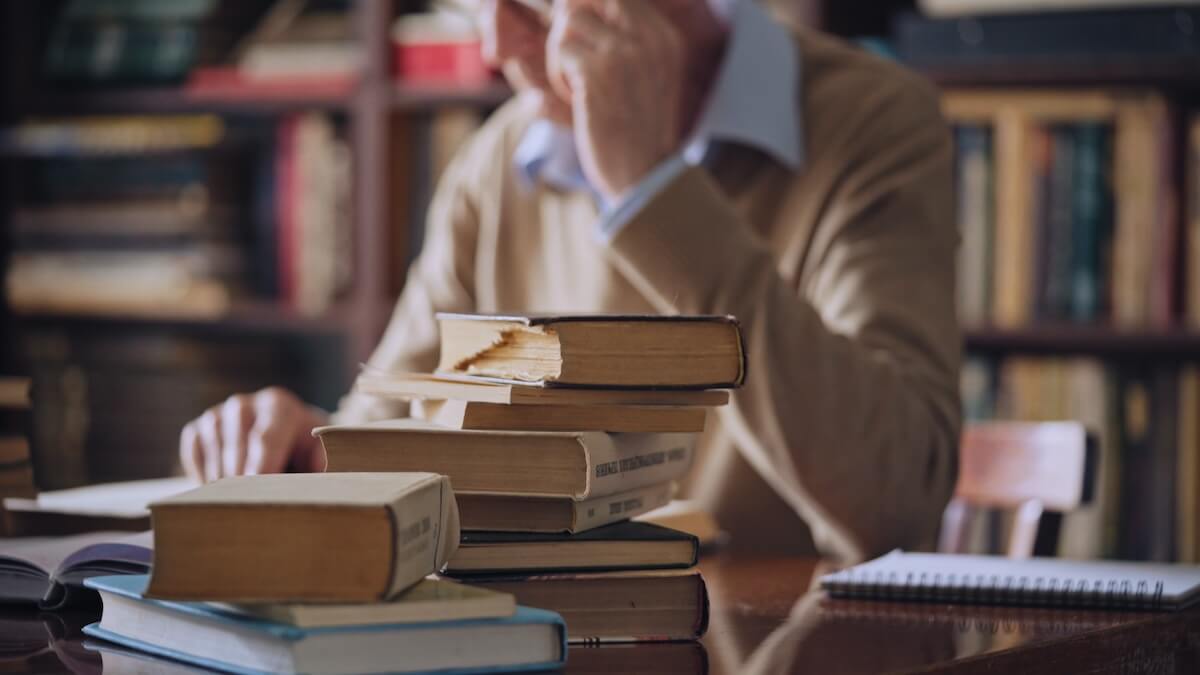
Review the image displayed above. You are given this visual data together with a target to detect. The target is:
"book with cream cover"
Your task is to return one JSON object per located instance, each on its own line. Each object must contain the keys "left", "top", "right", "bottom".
{"left": 147, "top": 473, "right": 459, "bottom": 602}
{"left": 420, "top": 398, "right": 708, "bottom": 433}
{"left": 355, "top": 371, "right": 730, "bottom": 407}
{"left": 315, "top": 420, "right": 695, "bottom": 500}
{"left": 457, "top": 483, "right": 675, "bottom": 534}
{"left": 209, "top": 578, "right": 515, "bottom": 629}
{"left": 435, "top": 313, "right": 746, "bottom": 389}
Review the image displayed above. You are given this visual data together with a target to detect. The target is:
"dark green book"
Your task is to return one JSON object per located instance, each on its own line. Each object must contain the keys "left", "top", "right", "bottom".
{"left": 1070, "top": 123, "right": 1114, "bottom": 322}
{"left": 1040, "top": 126, "right": 1076, "bottom": 319}
{"left": 445, "top": 521, "right": 699, "bottom": 575}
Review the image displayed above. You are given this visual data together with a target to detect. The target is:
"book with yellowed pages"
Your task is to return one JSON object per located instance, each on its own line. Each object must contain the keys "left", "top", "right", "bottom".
{"left": 457, "top": 483, "right": 675, "bottom": 534}
{"left": 445, "top": 521, "right": 698, "bottom": 575}
{"left": 355, "top": 371, "right": 730, "bottom": 407}
{"left": 468, "top": 567, "right": 708, "bottom": 643}
{"left": 147, "top": 473, "right": 460, "bottom": 602}
{"left": 315, "top": 419, "right": 695, "bottom": 500}
{"left": 421, "top": 398, "right": 708, "bottom": 433}
{"left": 210, "top": 578, "right": 516, "bottom": 629}
{"left": 435, "top": 313, "right": 746, "bottom": 389}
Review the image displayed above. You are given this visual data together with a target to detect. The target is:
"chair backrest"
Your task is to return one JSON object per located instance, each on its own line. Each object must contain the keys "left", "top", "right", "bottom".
{"left": 938, "top": 421, "right": 1093, "bottom": 559}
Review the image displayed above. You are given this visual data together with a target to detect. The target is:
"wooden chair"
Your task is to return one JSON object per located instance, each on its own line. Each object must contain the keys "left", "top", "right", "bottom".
{"left": 938, "top": 421, "right": 1096, "bottom": 559}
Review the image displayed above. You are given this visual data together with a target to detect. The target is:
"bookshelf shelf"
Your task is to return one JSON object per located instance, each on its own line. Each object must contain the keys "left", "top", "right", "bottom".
{"left": 13, "top": 300, "right": 356, "bottom": 336}
{"left": 965, "top": 326, "right": 1200, "bottom": 357}
{"left": 18, "top": 82, "right": 511, "bottom": 117}
{"left": 389, "top": 81, "right": 513, "bottom": 110}
{"left": 919, "top": 61, "right": 1200, "bottom": 88}
{"left": 21, "top": 89, "right": 353, "bottom": 116}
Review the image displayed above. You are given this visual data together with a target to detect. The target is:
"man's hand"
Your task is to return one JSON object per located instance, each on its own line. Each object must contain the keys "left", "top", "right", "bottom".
{"left": 179, "top": 387, "right": 327, "bottom": 483}
{"left": 547, "top": 0, "right": 687, "bottom": 202}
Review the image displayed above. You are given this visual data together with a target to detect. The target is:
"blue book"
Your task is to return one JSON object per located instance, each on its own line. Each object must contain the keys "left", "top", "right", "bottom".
{"left": 82, "top": 575, "right": 566, "bottom": 675}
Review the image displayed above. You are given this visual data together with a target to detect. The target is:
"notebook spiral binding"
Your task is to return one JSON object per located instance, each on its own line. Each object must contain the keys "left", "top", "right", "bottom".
{"left": 822, "top": 570, "right": 1167, "bottom": 610}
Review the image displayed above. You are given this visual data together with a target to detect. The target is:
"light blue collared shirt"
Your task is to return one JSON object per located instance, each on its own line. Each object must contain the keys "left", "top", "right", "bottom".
{"left": 512, "top": 0, "right": 804, "bottom": 240}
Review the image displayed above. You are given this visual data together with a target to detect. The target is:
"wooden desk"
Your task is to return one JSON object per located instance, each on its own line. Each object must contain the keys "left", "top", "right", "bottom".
{"left": 5, "top": 554, "right": 1200, "bottom": 674}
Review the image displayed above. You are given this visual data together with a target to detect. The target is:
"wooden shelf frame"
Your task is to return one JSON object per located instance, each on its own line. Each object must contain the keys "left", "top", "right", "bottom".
{"left": 965, "top": 326, "right": 1200, "bottom": 357}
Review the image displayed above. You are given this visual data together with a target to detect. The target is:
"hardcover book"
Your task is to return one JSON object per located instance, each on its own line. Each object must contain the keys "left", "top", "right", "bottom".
{"left": 315, "top": 420, "right": 695, "bottom": 500}
{"left": 445, "top": 521, "right": 699, "bottom": 575}
{"left": 147, "top": 473, "right": 459, "bottom": 602}
{"left": 421, "top": 398, "right": 708, "bottom": 433}
{"left": 84, "top": 575, "right": 566, "bottom": 675}
{"left": 468, "top": 567, "right": 709, "bottom": 643}
{"left": 456, "top": 483, "right": 675, "bottom": 534}
{"left": 354, "top": 371, "right": 730, "bottom": 407}
{"left": 435, "top": 313, "right": 746, "bottom": 389}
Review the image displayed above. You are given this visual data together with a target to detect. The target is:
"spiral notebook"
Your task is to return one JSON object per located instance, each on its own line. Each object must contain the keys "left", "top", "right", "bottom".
{"left": 820, "top": 551, "right": 1200, "bottom": 611}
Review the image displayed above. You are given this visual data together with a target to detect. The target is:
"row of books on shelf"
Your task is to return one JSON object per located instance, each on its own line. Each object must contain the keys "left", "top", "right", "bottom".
{"left": 896, "top": 3, "right": 1200, "bottom": 73}
{"left": 3, "top": 113, "right": 353, "bottom": 318}
{"left": 962, "top": 355, "right": 1200, "bottom": 564}
{"left": 44, "top": 0, "right": 495, "bottom": 93}
{"left": 0, "top": 314, "right": 737, "bottom": 672}
{"left": 0, "top": 378, "right": 35, "bottom": 531}
{"left": 951, "top": 94, "right": 1199, "bottom": 330}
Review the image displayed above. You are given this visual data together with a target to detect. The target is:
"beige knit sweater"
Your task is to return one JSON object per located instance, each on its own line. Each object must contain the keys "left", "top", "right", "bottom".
{"left": 336, "top": 27, "right": 961, "bottom": 563}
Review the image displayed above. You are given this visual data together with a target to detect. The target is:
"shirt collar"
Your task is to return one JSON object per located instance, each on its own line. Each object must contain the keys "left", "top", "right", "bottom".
{"left": 514, "top": 0, "right": 803, "bottom": 190}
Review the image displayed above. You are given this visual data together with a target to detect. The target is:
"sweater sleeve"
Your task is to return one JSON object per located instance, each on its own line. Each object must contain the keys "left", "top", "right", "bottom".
{"left": 603, "top": 82, "right": 962, "bottom": 563}
{"left": 331, "top": 131, "right": 482, "bottom": 425}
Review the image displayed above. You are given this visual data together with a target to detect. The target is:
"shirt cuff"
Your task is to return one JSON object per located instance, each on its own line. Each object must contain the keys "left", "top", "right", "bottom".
{"left": 596, "top": 154, "right": 690, "bottom": 242}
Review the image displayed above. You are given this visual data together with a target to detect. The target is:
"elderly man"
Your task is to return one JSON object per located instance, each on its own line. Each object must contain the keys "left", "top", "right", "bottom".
{"left": 181, "top": 0, "right": 961, "bottom": 563}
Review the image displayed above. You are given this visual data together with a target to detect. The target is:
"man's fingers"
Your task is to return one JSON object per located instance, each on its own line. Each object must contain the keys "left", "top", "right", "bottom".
{"left": 244, "top": 391, "right": 299, "bottom": 476}
{"left": 197, "top": 408, "right": 223, "bottom": 483}
{"left": 221, "top": 394, "right": 254, "bottom": 478}
{"left": 179, "top": 422, "right": 204, "bottom": 482}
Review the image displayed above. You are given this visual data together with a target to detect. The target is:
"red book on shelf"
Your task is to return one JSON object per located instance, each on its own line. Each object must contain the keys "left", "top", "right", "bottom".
{"left": 186, "top": 66, "right": 356, "bottom": 100}
{"left": 392, "top": 41, "right": 491, "bottom": 86}
{"left": 390, "top": 14, "right": 491, "bottom": 86}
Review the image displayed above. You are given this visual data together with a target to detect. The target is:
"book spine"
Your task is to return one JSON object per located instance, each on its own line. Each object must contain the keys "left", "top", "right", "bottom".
{"left": 1116, "top": 368, "right": 1153, "bottom": 560}
{"left": 1149, "top": 102, "right": 1179, "bottom": 327}
{"left": 1189, "top": 117, "right": 1200, "bottom": 327}
{"left": 384, "top": 475, "right": 459, "bottom": 598}
{"left": 1069, "top": 123, "right": 1111, "bottom": 322}
{"left": 1043, "top": 127, "right": 1075, "bottom": 319}
{"left": 992, "top": 111, "right": 1036, "bottom": 327}
{"left": 570, "top": 483, "right": 674, "bottom": 533}
{"left": 580, "top": 433, "right": 695, "bottom": 500}
{"left": 1177, "top": 366, "right": 1199, "bottom": 563}
{"left": 955, "top": 125, "right": 991, "bottom": 326}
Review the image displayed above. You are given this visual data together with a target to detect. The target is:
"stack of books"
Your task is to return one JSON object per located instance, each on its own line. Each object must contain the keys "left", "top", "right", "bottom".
{"left": 81, "top": 472, "right": 567, "bottom": 673}
{"left": 0, "top": 377, "right": 37, "bottom": 533}
{"left": 316, "top": 313, "right": 746, "bottom": 642}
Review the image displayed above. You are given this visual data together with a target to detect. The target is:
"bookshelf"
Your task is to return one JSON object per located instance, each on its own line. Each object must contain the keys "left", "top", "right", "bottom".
{"left": 812, "top": 0, "right": 1200, "bottom": 564}
{"left": 0, "top": 0, "right": 504, "bottom": 486}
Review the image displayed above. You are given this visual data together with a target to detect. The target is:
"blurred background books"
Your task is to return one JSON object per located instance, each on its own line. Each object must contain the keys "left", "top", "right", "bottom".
{"left": 0, "top": 0, "right": 1199, "bottom": 566}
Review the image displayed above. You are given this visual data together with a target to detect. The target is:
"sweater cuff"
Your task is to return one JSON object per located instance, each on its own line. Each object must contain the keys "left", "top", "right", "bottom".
{"left": 596, "top": 154, "right": 691, "bottom": 242}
